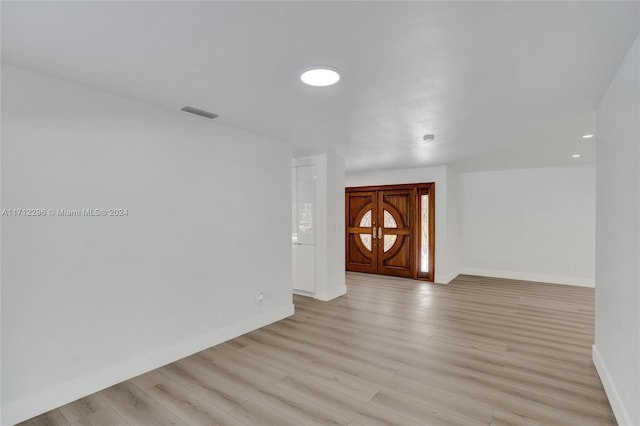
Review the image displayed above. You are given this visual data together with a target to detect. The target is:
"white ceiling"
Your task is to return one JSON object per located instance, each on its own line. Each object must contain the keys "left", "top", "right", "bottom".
{"left": 2, "top": 1, "right": 639, "bottom": 172}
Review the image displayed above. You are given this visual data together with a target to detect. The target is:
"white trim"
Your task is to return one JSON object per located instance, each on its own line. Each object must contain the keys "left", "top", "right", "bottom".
{"left": 317, "top": 285, "right": 347, "bottom": 301}
{"left": 314, "top": 155, "right": 328, "bottom": 302}
{"left": 592, "top": 344, "right": 633, "bottom": 426}
{"left": 1, "top": 304, "right": 294, "bottom": 426}
{"left": 293, "top": 289, "right": 315, "bottom": 298}
{"left": 435, "top": 270, "right": 460, "bottom": 285}
{"left": 459, "top": 267, "right": 595, "bottom": 287}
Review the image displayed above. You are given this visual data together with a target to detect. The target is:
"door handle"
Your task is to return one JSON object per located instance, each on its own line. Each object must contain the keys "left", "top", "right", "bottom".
{"left": 372, "top": 227, "right": 376, "bottom": 239}
{"left": 378, "top": 227, "right": 382, "bottom": 239}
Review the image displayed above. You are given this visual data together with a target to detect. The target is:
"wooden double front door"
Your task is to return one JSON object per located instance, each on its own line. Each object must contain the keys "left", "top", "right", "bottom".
{"left": 346, "top": 183, "right": 434, "bottom": 281}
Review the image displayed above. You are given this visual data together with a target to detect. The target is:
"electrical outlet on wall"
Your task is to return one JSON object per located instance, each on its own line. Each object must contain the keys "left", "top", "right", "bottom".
{"left": 257, "top": 292, "right": 264, "bottom": 302}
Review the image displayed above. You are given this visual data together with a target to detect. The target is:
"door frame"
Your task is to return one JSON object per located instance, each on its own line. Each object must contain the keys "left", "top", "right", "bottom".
{"left": 345, "top": 182, "right": 435, "bottom": 282}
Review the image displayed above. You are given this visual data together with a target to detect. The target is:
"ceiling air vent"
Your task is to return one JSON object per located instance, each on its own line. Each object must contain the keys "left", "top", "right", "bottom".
{"left": 180, "top": 106, "right": 218, "bottom": 119}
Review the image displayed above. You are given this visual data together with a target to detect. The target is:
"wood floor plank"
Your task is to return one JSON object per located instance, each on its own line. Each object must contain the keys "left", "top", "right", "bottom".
{"left": 129, "top": 369, "right": 167, "bottom": 390}
{"left": 276, "top": 374, "right": 420, "bottom": 426}
{"left": 19, "top": 273, "right": 615, "bottom": 426}
{"left": 238, "top": 339, "right": 382, "bottom": 403}
{"left": 18, "top": 410, "right": 70, "bottom": 426}
{"left": 190, "top": 345, "right": 290, "bottom": 386}
{"left": 227, "top": 398, "right": 302, "bottom": 426}
{"left": 143, "top": 379, "right": 244, "bottom": 426}
{"left": 503, "top": 350, "right": 601, "bottom": 386}
{"left": 99, "top": 382, "right": 185, "bottom": 426}
{"left": 157, "top": 359, "right": 250, "bottom": 413}
{"left": 489, "top": 410, "right": 546, "bottom": 426}
{"left": 381, "top": 374, "right": 495, "bottom": 422}
{"left": 68, "top": 407, "right": 128, "bottom": 426}
{"left": 249, "top": 381, "right": 352, "bottom": 426}
{"left": 369, "top": 389, "right": 489, "bottom": 426}
{"left": 58, "top": 395, "right": 108, "bottom": 423}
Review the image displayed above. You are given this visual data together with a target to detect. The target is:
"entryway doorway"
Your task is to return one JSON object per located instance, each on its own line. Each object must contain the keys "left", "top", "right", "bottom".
{"left": 345, "top": 183, "right": 435, "bottom": 281}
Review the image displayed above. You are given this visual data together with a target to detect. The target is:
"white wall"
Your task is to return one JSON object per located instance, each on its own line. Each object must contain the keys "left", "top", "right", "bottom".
{"left": 460, "top": 165, "right": 596, "bottom": 287}
{"left": 315, "top": 152, "right": 347, "bottom": 300}
{"left": 445, "top": 167, "right": 461, "bottom": 281}
{"left": 1, "top": 65, "right": 294, "bottom": 424}
{"left": 593, "top": 33, "right": 640, "bottom": 426}
{"left": 292, "top": 152, "right": 346, "bottom": 301}
{"left": 346, "top": 165, "right": 459, "bottom": 283}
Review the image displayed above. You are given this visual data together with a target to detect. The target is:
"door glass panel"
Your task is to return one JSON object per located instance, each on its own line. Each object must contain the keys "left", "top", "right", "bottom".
{"left": 359, "top": 210, "right": 372, "bottom": 227}
{"left": 383, "top": 209, "right": 398, "bottom": 251}
{"left": 421, "top": 194, "right": 429, "bottom": 272}
{"left": 360, "top": 234, "right": 372, "bottom": 251}
{"left": 296, "top": 165, "right": 314, "bottom": 244}
{"left": 383, "top": 210, "right": 397, "bottom": 228}
{"left": 359, "top": 209, "right": 372, "bottom": 251}
{"left": 383, "top": 235, "right": 397, "bottom": 252}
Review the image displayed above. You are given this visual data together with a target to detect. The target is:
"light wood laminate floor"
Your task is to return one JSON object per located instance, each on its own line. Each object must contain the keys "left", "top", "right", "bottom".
{"left": 20, "top": 273, "right": 615, "bottom": 426}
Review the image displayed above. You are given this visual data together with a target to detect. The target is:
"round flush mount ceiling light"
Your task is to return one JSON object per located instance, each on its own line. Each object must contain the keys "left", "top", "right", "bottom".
{"left": 300, "top": 67, "right": 340, "bottom": 87}
{"left": 582, "top": 134, "right": 594, "bottom": 139}
{"left": 572, "top": 154, "right": 581, "bottom": 158}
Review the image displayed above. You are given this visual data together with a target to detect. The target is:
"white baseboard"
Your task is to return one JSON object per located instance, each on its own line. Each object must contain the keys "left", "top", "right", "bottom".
{"left": 459, "top": 267, "right": 595, "bottom": 287}
{"left": 435, "top": 270, "right": 461, "bottom": 285}
{"left": 293, "top": 289, "right": 315, "bottom": 298}
{"left": 592, "top": 344, "right": 633, "bottom": 426}
{"left": 317, "top": 285, "right": 347, "bottom": 301}
{"left": 294, "top": 286, "right": 347, "bottom": 302}
{"left": 1, "top": 304, "right": 294, "bottom": 426}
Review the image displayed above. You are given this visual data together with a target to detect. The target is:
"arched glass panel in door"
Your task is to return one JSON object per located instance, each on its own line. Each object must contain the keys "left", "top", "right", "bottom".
{"left": 359, "top": 210, "right": 372, "bottom": 251}
{"left": 383, "top": 210, "right": 397, "bottom": 252}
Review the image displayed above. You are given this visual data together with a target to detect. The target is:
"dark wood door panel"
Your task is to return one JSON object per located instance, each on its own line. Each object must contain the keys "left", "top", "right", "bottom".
{"left": 346, "top": 191, "right": 377, "bottom": 274}
{"left": 347, "top": 193, "right": 372, "bottom": 225}
{"left": 379, "top": 235, "right": 412, "bottom": 277}
{"left": 379, "top": 193, "right": 412, "bottom": 227}
{"left": 347, "top": 234, "right": 376, "bottom": 272}
{"left": 377, "top": 189, "right": 413, "bottom": 277}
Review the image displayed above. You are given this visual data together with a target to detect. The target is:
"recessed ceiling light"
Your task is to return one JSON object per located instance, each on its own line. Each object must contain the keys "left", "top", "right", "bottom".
{"left": 582, "top": 134, "right": 594, "bottom": 139}
{"left": 572, "top": 154, "right": 581, "bottom": 158}
{"left": 300, "top": 67, "right": 340, "bottom": 87}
